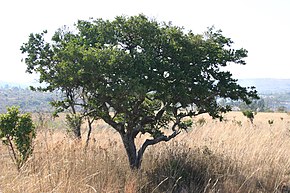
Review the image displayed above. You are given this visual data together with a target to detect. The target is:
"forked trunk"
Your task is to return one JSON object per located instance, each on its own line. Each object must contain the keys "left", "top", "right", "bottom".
{"left": 85, "top": 118, "right": 94, "bottom": 148}
{"left": 119, "top": 126, "right": 180, "bottom": 170}
{"left": 120, "top": 133, "right": 142, "bottom": 170}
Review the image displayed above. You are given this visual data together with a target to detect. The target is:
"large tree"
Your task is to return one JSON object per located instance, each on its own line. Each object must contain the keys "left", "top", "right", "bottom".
{"left": 21, "top": 14, "right": 258, "bottom": 169}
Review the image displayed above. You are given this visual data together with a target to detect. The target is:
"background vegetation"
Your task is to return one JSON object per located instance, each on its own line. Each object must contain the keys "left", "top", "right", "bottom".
{"left": 0, "top": 86, "right": 57, "bottom": 113}
{"left": 1, "top": 84, "right": 289, "bottom": 114}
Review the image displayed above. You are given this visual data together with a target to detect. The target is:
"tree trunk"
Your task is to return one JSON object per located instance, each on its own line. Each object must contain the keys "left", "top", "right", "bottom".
{"left": 69, "top": 102, "right": 81, "bottom": 139}
{"left": 85, "top": 118, "right": 93, "bottom": 148}
{"left": 120, "top": 132, "right": 141, "bottom": 170}
{"left": 119, "top": 131, "right": 180, "bottom": 170}
{"left": 73, "top": 124, "right": 82, "bottom": 139}
{"left": 119, "top": 126, "right": 181, "bottom": 170}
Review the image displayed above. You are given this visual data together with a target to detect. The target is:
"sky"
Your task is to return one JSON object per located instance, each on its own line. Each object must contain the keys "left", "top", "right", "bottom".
{"left": 0, "top": 0, "right": 289, "bottom": 84}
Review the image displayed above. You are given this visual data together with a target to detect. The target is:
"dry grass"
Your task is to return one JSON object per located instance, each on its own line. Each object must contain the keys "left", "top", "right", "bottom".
{"left": 1, "top": 112, "right": 290, "bottom": 192}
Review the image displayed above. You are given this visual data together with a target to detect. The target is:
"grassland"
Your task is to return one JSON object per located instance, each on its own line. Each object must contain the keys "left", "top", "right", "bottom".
{"left": 1, "top": 112, "right": 290, "bottom": 192}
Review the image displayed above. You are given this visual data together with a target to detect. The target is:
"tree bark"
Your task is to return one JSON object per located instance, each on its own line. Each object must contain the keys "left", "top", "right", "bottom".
{"left": 120, "top": 132, "right": 140, "bottom": 170}
{"left": 85, "top": 117, "right": 94, "bottom": 148}
{"left": 68, "top": 93, "right": 82, "bottom": 139}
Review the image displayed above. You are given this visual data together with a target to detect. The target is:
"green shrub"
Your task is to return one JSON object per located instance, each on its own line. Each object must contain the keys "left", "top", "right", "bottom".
{"left": 242, "top": 110, "right": 255, "bottom": 124}
{"left": 0, "top": 106, "right": 36, "bottom": 170}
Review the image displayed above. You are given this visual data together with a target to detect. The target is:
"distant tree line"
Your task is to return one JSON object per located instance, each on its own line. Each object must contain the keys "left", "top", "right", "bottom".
{"left": 218, "top": 94, "right": 290, "bottom": 113}
{"left": 1, "top": 86, "right": 289, "bottom": 114}
{"left": 0, "top": 86, "right": 58, "bottom": 113}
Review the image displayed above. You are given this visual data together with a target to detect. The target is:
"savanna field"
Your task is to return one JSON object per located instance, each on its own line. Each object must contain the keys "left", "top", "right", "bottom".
{"left": 1, "top": 112, "right": 290, "bottom": 193}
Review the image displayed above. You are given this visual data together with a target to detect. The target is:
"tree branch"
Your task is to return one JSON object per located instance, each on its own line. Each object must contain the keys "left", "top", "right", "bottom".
{"left": 136, "top": 130, "right": 180, "bottom": 168}
{"left": 100, "top": 103, "right": 125, "bottom": 133}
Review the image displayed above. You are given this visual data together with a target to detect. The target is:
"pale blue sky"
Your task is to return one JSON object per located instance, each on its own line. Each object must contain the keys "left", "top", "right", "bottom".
{"left": 0, "top": 0, "right": 289, "bottom": 84}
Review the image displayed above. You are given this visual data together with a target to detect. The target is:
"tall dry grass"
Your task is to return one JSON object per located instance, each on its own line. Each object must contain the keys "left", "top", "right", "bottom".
{"left": 1, "top": 112, "right": 290, "bottom": 192}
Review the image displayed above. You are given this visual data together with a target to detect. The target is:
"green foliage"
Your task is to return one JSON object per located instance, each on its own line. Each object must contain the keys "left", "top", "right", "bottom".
{"left": 65, "top": 113, "right": 83, "bottom": 139}
{"left": 0, "top": 106, "right": 35, "bottom": 170}
{"left": 21, "top": 14, "right": 258, "bottom": 169}
{"left": 179, "top": 119, "right": 193, "bottom": 130}
{"left": 242, "top": 110, "right": 255, "bottom": 124}
{"left": 242, "top": 110, "right": 254, "bottom": 119}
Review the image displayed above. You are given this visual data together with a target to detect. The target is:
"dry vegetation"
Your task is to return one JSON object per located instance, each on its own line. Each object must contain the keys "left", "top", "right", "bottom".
{"left": 1, "top": 112, "right": 290, "bottom": 193}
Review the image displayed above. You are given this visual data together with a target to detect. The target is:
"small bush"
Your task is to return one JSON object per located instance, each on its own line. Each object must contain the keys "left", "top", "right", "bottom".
{"left": 242, "top": 110, "right": 255, "bottom": 124}
{"left": 0, "top": 106, "right": 35, "bottom": 170}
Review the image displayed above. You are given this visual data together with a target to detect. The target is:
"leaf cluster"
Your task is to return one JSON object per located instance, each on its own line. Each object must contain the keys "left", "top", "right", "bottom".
{"left": 242, "top": 110, "right": 255, "bottom": 119}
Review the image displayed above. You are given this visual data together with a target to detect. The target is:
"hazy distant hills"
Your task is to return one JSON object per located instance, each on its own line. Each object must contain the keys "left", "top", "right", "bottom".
{"left": 1, "top": 79, "right": 290, "bottom": 94}
{"left": 1, "top": 78, "right": 290, "bottom": 112}
{"left": 238, "top": 79, "right": 290, "bottom": 94}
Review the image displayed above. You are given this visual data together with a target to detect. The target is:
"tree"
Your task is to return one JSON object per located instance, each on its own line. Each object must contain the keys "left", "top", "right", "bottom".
{"left": 51, "top": 88, "right": 96, "bottom": 141}
{"left": 0, "top": 106, "right": 36, "bottom": 170}
{"left": 21, "top": 14, "right": 258, "bottom": 169}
